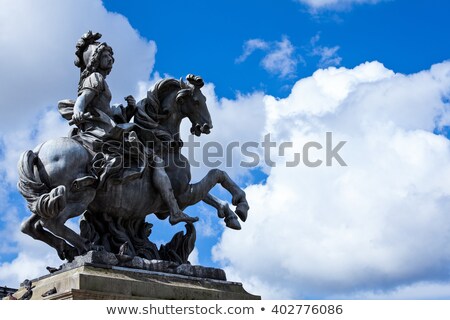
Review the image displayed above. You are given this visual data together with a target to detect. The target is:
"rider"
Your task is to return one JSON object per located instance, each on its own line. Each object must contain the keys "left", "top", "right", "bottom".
{"left": 70, "top": 31, "right": 197, "bottom": 225}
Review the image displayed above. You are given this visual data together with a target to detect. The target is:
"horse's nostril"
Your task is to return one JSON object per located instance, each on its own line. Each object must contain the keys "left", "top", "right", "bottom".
{"left": 191, "top": 124, "right": 202, "bottom": 136}
{"left": 201, "top": 123, "right": 211, "bottom": 134}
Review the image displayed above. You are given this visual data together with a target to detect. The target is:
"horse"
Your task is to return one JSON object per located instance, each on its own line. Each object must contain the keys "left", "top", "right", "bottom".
{"left": 17, "top": 74, "right": 249, "bottom": 262}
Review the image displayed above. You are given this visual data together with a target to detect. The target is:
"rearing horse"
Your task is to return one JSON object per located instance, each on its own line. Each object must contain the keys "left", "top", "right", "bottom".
{"left": 18, "top": 75, "right": 249, "bottom": 261}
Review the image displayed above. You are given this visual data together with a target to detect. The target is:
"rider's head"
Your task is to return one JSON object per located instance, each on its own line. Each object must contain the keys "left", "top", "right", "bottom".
{"left": 75, "top": 31, "right": 114, "bottom": 75}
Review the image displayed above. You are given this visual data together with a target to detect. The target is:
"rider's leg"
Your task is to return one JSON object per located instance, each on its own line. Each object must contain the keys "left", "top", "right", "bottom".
{"left": 151, "top": 155, "right": 198, "bottom": 225}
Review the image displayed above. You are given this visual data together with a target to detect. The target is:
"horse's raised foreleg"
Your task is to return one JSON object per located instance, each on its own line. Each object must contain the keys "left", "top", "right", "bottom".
{"left": 21, "top": 214, "right": 78, "bottom": 261}
{"left": 203, "top": 193, "right": 241, "bottom": 230}
{"left": 178, "top": 169, "right": 249, "bottom": 222}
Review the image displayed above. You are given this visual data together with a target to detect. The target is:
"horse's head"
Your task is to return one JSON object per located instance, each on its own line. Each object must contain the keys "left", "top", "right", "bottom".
{"left": 177, "top": 74, "right": 213, "bottom": 136}
{"left": 136, "top": 75, "right": 213, "bottom": 139}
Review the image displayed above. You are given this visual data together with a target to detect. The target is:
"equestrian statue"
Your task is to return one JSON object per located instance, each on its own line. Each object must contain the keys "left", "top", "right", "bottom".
{"left": 17, "top": 31, "right": 249, "bottom": 264}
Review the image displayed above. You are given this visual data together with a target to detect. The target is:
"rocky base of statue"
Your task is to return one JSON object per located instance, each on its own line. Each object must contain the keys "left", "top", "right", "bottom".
{"left": 12, "top": 255, "right": 260, "bottom": 300}
{"left": 59, "top": 250, "right": 227, "bottom": 280}
{"left": 78, "top": 217, "right": 197, "bottom": 265}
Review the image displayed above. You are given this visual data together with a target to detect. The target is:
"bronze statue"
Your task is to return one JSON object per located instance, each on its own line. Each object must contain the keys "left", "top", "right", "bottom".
{"left": 17, "top": 32, "right": 249, "bottom": 264}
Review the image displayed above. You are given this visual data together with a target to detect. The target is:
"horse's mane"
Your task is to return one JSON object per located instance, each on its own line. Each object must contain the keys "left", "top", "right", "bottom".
{"left": 136, "top": 76, "right": 202, "bottom": 125}
{"left": 145, "top": 78, "right": 182, "bottom": 118}
{"left": 133, "top": 78, "right": 182, "bottom": 141}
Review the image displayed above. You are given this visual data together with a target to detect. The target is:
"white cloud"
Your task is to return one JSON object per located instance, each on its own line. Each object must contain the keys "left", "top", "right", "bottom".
{"left": 262, "top": 37, "right": 298, "bottom": 78}
{"left": 189, "top": 247, "right": 200, "bottom": 266}
{"left": 310, "top": 34, "right": 342, "bottom": 68}
{"left": 296, "top": 0, "right": 383, "bottom": 11}
{"left": 236, "top": 36, "right": 299, "bottom": 78}
{"left": 0, "top": 203, "right": 66, "bottom": 288}
{"left": 0, "top": 198, "right": 19, "bottom": 259}
{"left": 338, "top": 281, "right": 450, "bottom": 299}
{"left": 212, "top": 60, "right": 450, "bottom": 299}
{"left": 237, "top": 34, "right": 342, "bottom": 77}
{"left": 0, "top": 226, "right": 63, "bottom": 288}
{"left": 235, "top": 39, "right": 270, "bottom": 63}
{"left": 196, "top": 204, "right": 223, "bottom": 238}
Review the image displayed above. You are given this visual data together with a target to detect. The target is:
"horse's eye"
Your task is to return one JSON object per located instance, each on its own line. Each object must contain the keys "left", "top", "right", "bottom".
{"left": 194, "top": 100, "right": 200, "bottom": 106}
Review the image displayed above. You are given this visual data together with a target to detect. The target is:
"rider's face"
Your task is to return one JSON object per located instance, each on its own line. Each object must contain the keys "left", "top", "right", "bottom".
{"left": 100, "top": 50, "right": 114, "bottom": 71}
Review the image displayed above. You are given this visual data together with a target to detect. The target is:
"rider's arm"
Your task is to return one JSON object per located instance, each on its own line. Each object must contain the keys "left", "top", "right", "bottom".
{"left": 73, "top": 89, "right": 96, "bottom": 115}
{"left": 73, "top": 72, "right": 105, "bottom": 116}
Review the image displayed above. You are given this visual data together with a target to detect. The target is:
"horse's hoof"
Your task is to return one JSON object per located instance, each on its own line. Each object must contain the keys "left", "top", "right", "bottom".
{"left": 63, "top": 247, "right": 79, "bottom": 262}
{"left": 225, "top": 216, "right": 241, "bottom": 230}
{"left": 57, "top": 250, "right": 66, "bottom": 261}
{"left": 235, "top": 202, "right": 249, "bottom": 222}
{"left": 218, "top": 204, "right": 233, "bottom": 219}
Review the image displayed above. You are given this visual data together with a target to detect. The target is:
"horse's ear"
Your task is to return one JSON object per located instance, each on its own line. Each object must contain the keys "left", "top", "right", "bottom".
{"left": 180, "top": 77, "right": 187, "bottom": 89}
{"left": 186, "top": 74, "right": 204, "bottom": 89}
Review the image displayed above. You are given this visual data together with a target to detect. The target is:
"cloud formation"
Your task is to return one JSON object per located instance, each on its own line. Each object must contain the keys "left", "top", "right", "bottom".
{"left": 310, "top": 34, "right": 342, "bottom": 68}
{"left": 236, "top": 36, "right": 299, "bottom": 78}
{"left": 213, "top": 61, "right": 450, "bottom": 299}
{"left": 296, "top": 0, "right": 383, "bottom": 11}
{"left": 237, "top": 34, "right": 343, "bottom": 77}
{"left": 235, "top": 39, "right": 270, "bottom": 63}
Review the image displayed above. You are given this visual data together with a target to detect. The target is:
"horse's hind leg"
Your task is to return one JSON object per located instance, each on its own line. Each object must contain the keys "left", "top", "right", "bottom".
{"left": 41, "top": 189, "right": 96, "bottom": 255}
{"left": 21, "top": 214, "right": 77, "bottom": 261}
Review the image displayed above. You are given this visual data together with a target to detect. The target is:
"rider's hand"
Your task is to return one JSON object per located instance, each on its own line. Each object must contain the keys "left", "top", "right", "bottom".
{"left": 125, "top": 95, "right": 136, "bottom": 107}
{"left": 69, "top": 111, "right": 92, "bottom": 126}
{"left": 71, "top": 111, "right": 85, "bottom": 126}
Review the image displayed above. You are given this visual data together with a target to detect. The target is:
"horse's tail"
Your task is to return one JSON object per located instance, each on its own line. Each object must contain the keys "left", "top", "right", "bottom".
{"left": 17, "top": 150, "right": 67, "bottom": 219}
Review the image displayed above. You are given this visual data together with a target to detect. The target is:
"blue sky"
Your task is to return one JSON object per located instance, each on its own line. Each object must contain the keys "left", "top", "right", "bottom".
{"left": 1, "top": 0, "right": 450, "bottom": 299}
{"left": 103, "top": 0, "right": 450, "bottom": 97}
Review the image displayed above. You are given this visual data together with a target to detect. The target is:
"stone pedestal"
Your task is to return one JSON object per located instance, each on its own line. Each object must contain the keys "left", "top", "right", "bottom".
{"left": 13, "top": 262, "right": 260, "bottom": 300}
